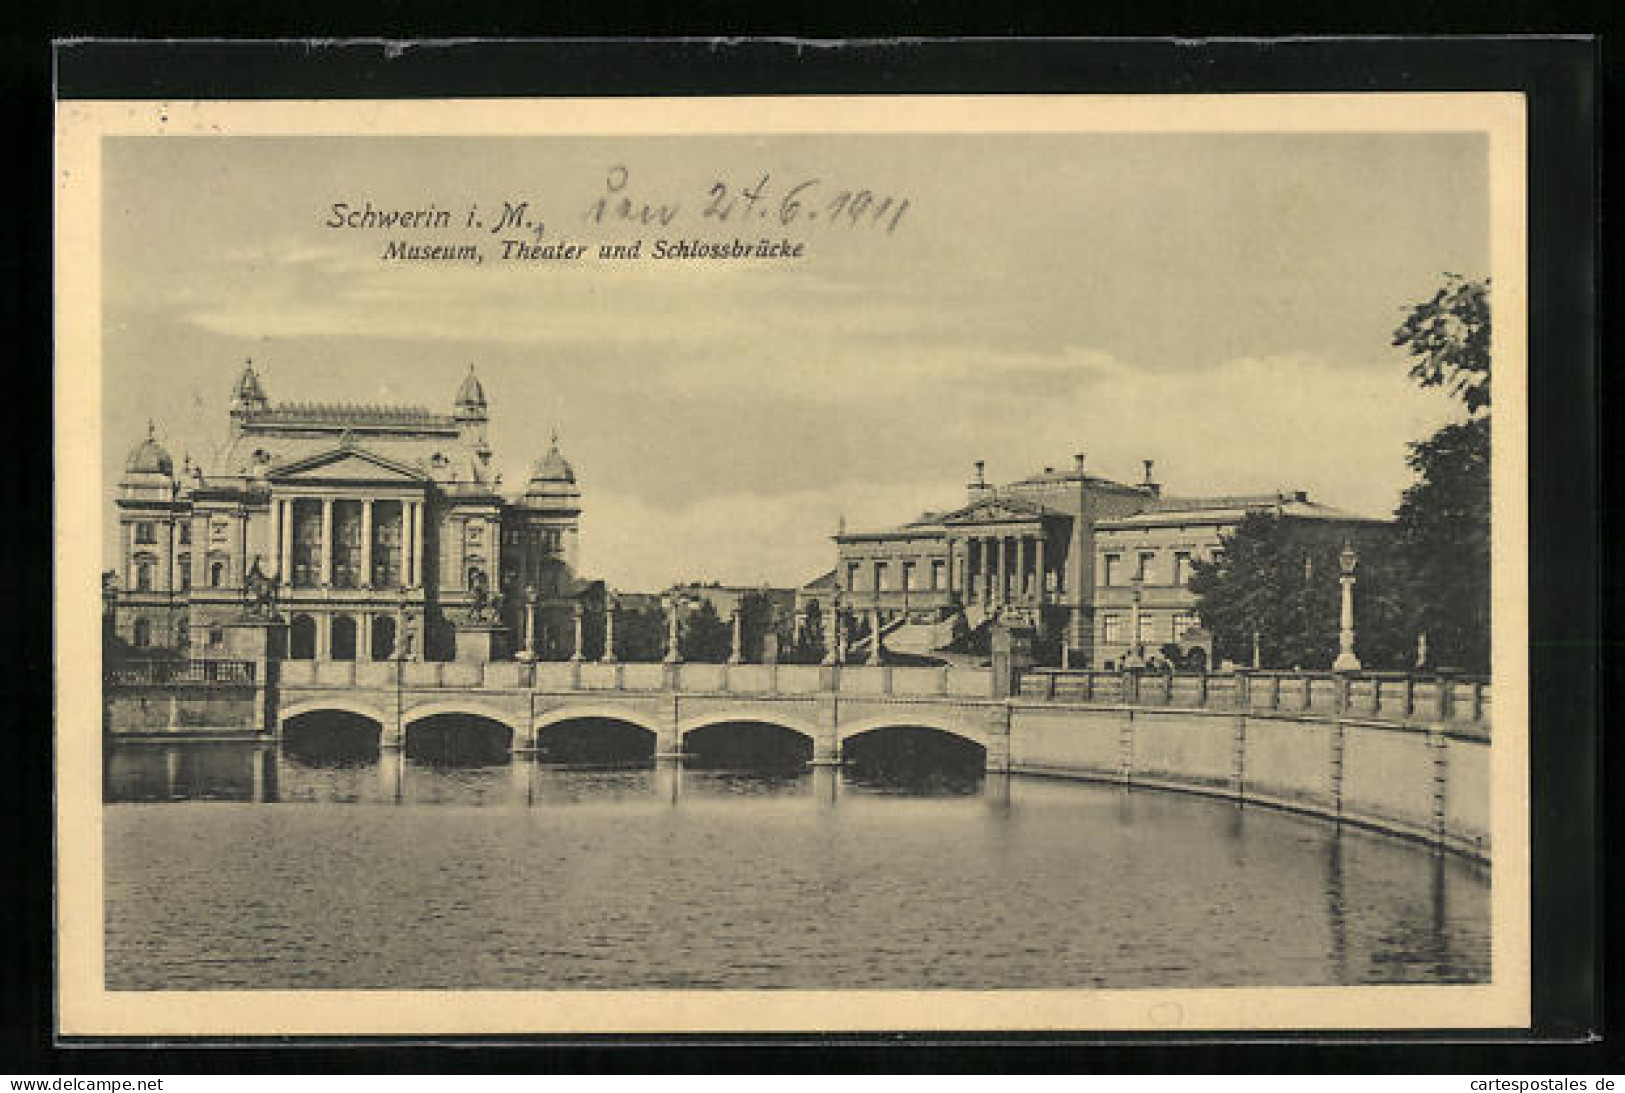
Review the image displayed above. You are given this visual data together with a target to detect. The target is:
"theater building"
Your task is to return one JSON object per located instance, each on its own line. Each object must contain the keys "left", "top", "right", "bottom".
{"left": 109, "top": 362, "right": 601, "bottom": 663}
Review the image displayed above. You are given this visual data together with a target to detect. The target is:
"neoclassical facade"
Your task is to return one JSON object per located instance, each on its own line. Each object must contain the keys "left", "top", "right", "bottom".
{"left": 818, "top": 455, "right": 1383, "bottom": 667}
{"left": 110, "top": 362, "right": 599, "bottom": 663}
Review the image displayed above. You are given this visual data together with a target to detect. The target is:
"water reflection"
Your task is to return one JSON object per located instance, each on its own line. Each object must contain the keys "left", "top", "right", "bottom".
{"left": 103, "top": 741, "right": 1491, "bottom": 990}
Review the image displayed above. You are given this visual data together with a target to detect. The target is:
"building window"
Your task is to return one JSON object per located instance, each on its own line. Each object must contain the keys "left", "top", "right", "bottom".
{"left": 1136, "top": 551, "right": 1156, "bottom": 583}
{"left": 901, "top": 561, "right": 915, "bottom": 592}
{"left": 134, "top": 522, "right": 156, "bottom": 545}
{"left": 210, "top": 561, "right": 225, "bottom": 588}
{"left": 132, "top": 618, "right": 151, "bottom": 648}
{"left": 1102, "top": 554, "right": 1120, "bottom": 587}
{"left": 1102, "top": 614, "right": 1123, "bottom": 645}
{"left": 543, "top": 528, "right": 562, "bottom": 553}
{"left": 209, "top": 627, "right": 225, "bottom": 647}
{"left": 1173, "top": 551, "right": 1192, "bottom": 586}
{"left": 846, "top": 563, "right": 860, "bottom": 591}
{"left": 1136, "top": 612, "right": 1154, "bottom": 644}
{"left": 873, "top": 561, "right": 888, "bottom": 592}
{"left": 135, "top": 561, "right": 153, "bottom": 592}
{"left": 178, "top": 522, "right": 191, "bottom": 545}
{"left": 1173, "top": 612, "right": 1201, "bottom": 640}
{"left": 930, "top": 559, "right": 945, "bottom": 591}
{"left": 178, "top": 554, "right": 191, "bottom": 590}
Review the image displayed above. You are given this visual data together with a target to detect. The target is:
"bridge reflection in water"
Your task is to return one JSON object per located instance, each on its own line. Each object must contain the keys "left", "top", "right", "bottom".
{"left": 103, "top": 733, "right": 1487, "bottom": 990}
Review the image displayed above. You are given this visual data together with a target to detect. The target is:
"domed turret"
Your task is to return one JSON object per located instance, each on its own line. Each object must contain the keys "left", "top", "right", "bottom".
{"left": 454, "top": 364, "right": 488, "bottom": 418}
{"left": 124, "top": 421, "right": 173, "bottom": 477}
{"left": 231, "top": 359, "right": 268, "bottom": 413}
{"left": 523, "top": 431, "right": 580, "bottom": 509}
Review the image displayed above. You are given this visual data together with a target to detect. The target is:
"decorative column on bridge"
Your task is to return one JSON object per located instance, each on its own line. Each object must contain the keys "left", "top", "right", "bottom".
{"left": 727, "top": 606, "right": 744, "bottom": 665}
{"left": 600, "top": 596, "right": 618, "bottom": 663}
{"left": 569, "top": 601, "right": 585, "bottom": 663}
{"left": 1332, "top": 540, "right": 1362, "bottom": 672}
{"left": 516, "top": 584, "right": 537, "bottom": 663}
{"left": 663, "top": 594, "right": 683, "bottom": 664}
{"left": 867, "top": 605, "right": 884, "bottom": 666}
{"left": 821, "top": 595, "right": 841, "bottom": 666}
{"left": 1125, "top": 573, "right": 1146, "bottom": 669}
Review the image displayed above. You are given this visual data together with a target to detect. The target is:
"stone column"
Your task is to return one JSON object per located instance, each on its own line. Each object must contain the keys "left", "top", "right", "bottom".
{"left": 822, "top": 601, "right": 840, "bottom": 666}
{"left": 867, "top": 605, "right": 884, "bottom": 666}
{"left": 279, "top": 500, "right": 293, "bottom": 583}
{"left": 727, "top": 606, "right": 744, "bottom": 665}
{"left": 944, "top": 538, "right": 956, "bottom": 601}
{"left": 1034, "top": 534, "right": 1046, "bottom": 603}
{"left": 267, "top": 499, "right": 281, "bottom": 582}
{"left": 1126, "top": 576, "right": 1145, "bottom": 668}
{"left": 360, "top": 500, "right": 373, "bottom": 588}
{"left": 833, "top": 604, "right": 848, "bottom": 665}
{"left": 600, "top": 598, "right": 618, "bottom": 663}
{"left": 995, "top": 535, "right": 1006, "bottom": 604}
{"left": 410, "top": 500, "right": 424, "bottom": 588}
{"left": 1333, "top": 542, "right": 1362, "bottom": 672}
{"left": 317, "top": 612, "right": 331, "bottom": 662}
{"left": 517, "top": 585, "right": 537, "bottom": 662}
{"left": 569, "top": 601, "right": 585, "bottom": 662}
{"left": 663, "top": 596, "right": 683, "bottom": 664}
{"left": 359, "top": 613, "right": 372, "bottom": 662}
{"left": 319, "top": 498, "right": 333, "bottom": 587}
{"left": 1018, "top": 535, "right": 1030, "bottom": 599}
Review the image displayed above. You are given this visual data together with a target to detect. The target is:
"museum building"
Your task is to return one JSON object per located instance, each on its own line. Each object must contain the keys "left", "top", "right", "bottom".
{"left": 814, "top": 455, "right": 1384, "bottom": 668}
{"left": 110, "top": 362, "right": 601, "bottom": 663}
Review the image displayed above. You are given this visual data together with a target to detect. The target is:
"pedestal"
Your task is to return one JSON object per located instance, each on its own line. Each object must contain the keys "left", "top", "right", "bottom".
{"left": 453, "top": 622, "right": 507, "bottom": 665}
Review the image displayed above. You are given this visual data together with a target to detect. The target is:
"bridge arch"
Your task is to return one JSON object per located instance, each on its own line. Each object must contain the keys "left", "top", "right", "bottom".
{"left": 402, "top": 701, "right": 528, "bottom": 737}
{"left": 678, "top": 710, "right": 820, "bottom": 741}
{"left": 532, "top": 706, "right": 666, "bottom": 737}
{"left": 280, "top": 697, "right": 389, "bottom": 727}
{"left": 836, "top": 713, "right": 988, "bottom": 749}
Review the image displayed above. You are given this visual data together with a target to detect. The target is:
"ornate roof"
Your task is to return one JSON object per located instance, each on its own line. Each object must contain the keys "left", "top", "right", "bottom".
{"left": 232, "top": 361, "right": 267, "bottom": 406}
{"left": 124, "top": 422, "right": 173, "bottom": 476}
{"left": 246, "top": 402, "right": 458, "bottom": 428}
{"left": 529, "top": 433, "right": 576, "bottom": 485}
{"left": 455, "top": 364, "right": 487, "bottom": 412}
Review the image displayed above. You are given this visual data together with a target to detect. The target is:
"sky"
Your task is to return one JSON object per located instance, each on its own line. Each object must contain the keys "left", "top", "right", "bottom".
{"left": 100, "top": 131, "right": 1486, "bottom": 591}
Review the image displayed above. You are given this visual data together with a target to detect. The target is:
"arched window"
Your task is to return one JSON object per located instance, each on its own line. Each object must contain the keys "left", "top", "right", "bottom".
{"left": 210, "top": 561, "right": 225, "bottom": 587}
{"left": 330, "top": 615, "right": 357, "bottom": 661}
{"left": 289, "top": 614, "right": 316, "bottom": 660}
{"left": 131, "top": 618, "right": 151, "bottom": 648}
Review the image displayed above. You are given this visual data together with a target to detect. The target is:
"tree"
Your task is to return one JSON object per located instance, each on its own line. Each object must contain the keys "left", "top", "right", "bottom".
{"left": 1391, "top": 417, "right": 1491, "bottom": 672}
{"left": 1389, "top": 274, "right": 1492, "bottom": 673}
{"left": 679, "top": 600, "right": 732, "bottom": 663}
{"left": 612, "top": 603, "right": 667, "bottom": 662}
{"left": 1391, "top": 274, "right": 1491, "bottom": 413}
{"left": 1188, "top": 514, "right": 1409, "bottom": 671}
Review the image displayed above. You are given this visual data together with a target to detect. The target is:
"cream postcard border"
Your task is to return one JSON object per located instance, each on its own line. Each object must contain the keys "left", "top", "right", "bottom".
{"left": 54, "top": 93, "right": 1530, "bottom": 1036}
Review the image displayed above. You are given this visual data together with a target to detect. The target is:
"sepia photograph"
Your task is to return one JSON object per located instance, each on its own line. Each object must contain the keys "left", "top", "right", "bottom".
{"left": 54, "top": 92, "right": 1530, "bottom": 1035}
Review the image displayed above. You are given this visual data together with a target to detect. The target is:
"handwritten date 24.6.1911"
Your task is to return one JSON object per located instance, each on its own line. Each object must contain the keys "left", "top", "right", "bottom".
{"left": 586, "top": 167, "right": 911, "bottom": 233}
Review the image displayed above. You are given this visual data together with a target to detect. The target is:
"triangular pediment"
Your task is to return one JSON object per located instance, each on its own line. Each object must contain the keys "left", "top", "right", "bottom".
{"left": 268, "top": 447, "right": 430, "bottom": 484}
{"left": 939, "top": 497, "right": 1051, "bottom": 525}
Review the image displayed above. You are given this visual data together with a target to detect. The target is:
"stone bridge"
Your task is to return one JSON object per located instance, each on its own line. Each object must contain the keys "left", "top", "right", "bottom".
{"left": 276, "top": 659, "right": 1008, "bottom": 765}
{"left": 117, "top": 657, "right": 1493, "bottom": 861}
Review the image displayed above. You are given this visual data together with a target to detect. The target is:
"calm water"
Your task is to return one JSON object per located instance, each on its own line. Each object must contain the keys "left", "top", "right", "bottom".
{"left": 103, "top": 741, "right": 1490, "bottom": 990}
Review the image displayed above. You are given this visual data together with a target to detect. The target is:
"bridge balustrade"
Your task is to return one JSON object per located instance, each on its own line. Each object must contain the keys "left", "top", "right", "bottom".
{"left": 1018, "top": 668, "right": 1489, "bottom": 730}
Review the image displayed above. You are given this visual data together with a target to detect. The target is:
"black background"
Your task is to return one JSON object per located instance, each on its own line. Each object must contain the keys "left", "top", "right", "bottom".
{"left": 2, "top": 32, "right": 1610, "bottom": 1073}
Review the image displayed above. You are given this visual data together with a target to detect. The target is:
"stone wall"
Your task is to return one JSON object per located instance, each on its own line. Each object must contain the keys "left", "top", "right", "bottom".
{"left": 1007, "top": 702, "right": 1490, "bottom": 861}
